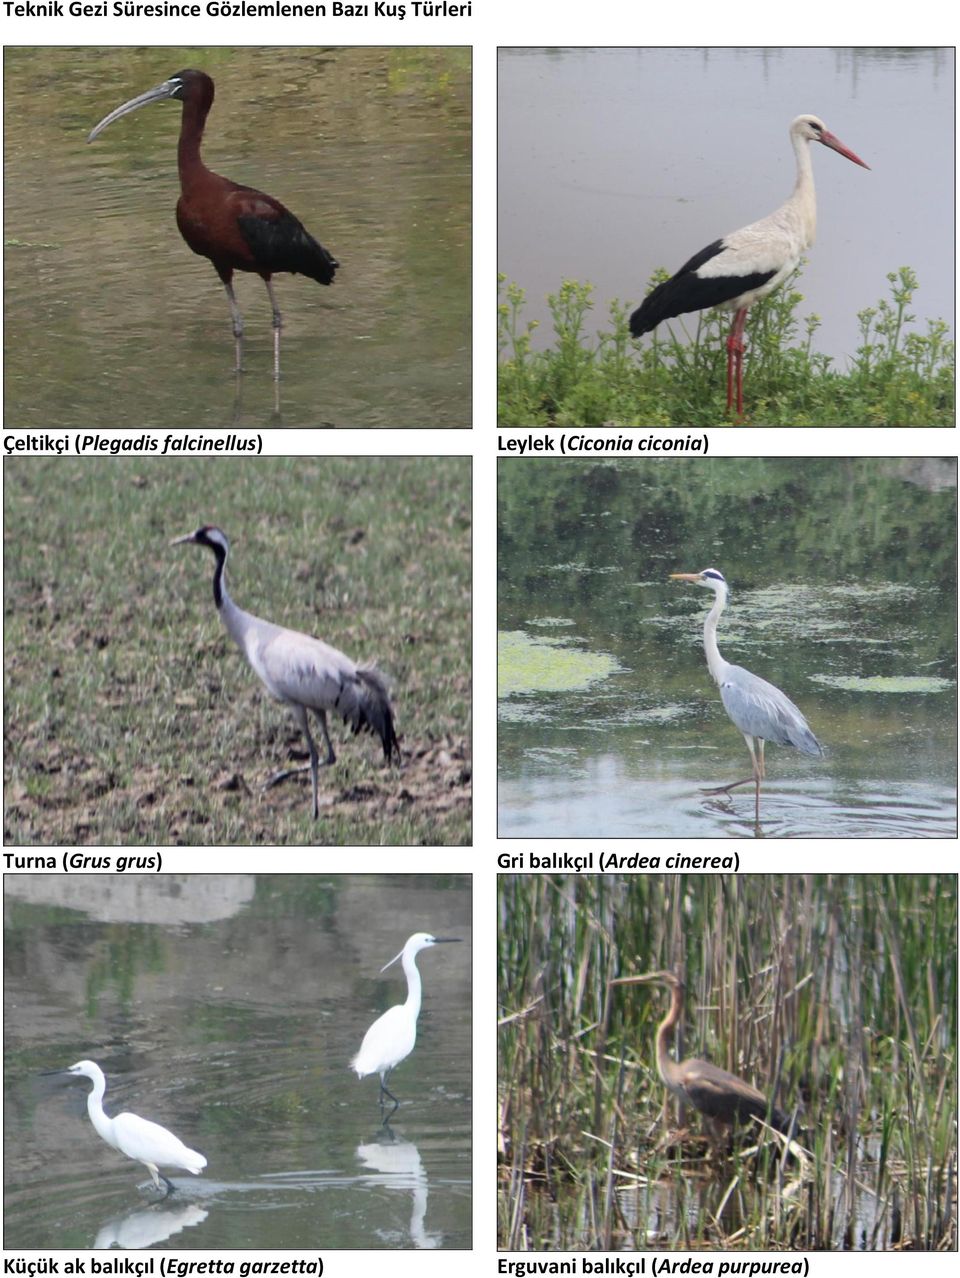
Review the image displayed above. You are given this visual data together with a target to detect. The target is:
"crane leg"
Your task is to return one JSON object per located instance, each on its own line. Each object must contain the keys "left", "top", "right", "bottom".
{"left": 264, "top": 707, "right": 336, "bottom": 819}
{"left": 220, "top": 277, "right": 245, "bottom": 374}
{"left": 265, "top": 278, "right": 283, "bottom": 382}
{"left": 725, "top": 308, "right": 748, "bottom": 419}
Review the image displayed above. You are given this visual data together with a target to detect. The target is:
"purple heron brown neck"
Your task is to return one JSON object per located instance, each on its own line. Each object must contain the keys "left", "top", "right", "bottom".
{"left": 609, "top": 969, "right": 790, "bottom": 1133}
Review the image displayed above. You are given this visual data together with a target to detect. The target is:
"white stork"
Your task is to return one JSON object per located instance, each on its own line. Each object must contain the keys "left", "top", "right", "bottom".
{"left": 630, "top": 114, "right": 870, "bottom": 417}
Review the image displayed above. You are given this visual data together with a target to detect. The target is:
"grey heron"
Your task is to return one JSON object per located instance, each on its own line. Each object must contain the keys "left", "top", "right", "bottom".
{"left": 173, "top": 526, "right": 400, "bottom": 819}
{"left": 670, "top": 568, "right": 823, "bottom": 818}
{"left": 41, "top": 1060, "right": 206, "bottom": 1195}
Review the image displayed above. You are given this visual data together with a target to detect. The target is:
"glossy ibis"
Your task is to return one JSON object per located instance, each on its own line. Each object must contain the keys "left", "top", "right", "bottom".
{"left": 630, "top": 115, "right": 869, "bottom": 418}
{"left": 89, "top": 69, "right": 339, "bottom": 379}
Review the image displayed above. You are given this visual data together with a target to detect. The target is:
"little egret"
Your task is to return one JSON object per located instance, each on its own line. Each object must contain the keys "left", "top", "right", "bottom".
{"left": 43, "top": 1060, "right": 207, "bottom": 1194}
{"left": 352, "top": 932, "right": 461, "bottom": 1116}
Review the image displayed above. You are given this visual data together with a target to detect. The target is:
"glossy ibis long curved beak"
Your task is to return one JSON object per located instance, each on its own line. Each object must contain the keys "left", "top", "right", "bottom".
{"left": 87, "top": 77, "right": 183, "bottom": 143}
{"left": 818, "top": 129, "right": 870, "bottom": 170}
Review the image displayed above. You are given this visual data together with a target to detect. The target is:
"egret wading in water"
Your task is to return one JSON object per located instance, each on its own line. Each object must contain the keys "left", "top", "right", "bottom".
{"left": 608, "top": 971, "right": 792, "bottom": 1136}
{"left": 352, "top": 932, "right": 461, "bottom": 1119}
{"left": 42, "top": 1060, "right": 206, "bottom": 1194}
{"left": 670, "top": 569, "right": 823, "bottom": 820}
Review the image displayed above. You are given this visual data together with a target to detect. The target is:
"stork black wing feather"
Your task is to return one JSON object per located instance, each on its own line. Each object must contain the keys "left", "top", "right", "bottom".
{"left": 630, "top": 238, "right": 776, "bottom": 336}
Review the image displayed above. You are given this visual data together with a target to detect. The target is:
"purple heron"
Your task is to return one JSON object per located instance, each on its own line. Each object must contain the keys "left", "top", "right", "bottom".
{"left": 609, "top": 970, "right": 791, "bottom": 1133}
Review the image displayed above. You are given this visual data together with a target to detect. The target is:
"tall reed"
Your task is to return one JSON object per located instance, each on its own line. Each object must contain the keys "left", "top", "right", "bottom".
{"left": 498, "top": 875, "right": 956, "bottom": 1251}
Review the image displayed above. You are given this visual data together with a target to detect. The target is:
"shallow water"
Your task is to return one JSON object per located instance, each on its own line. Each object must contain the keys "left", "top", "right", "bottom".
{"left": 498, "top": 457, "right": 957, "bottom": 839}
{"left": 4, "top": 47, "right": 471, "bottom": 429}
{"left": 3, "top": 874, "right": 471, "bottom": 1248}
{"left": 498, "top": 47, "right": 953, "bottom": 360}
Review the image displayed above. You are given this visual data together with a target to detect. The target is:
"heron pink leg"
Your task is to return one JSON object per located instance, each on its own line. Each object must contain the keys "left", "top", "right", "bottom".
{"left": 726, "top": 307, "right": 748, "bottom": 418}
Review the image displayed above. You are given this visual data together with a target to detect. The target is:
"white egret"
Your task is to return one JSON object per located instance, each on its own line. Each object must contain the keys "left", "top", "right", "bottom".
{"left": 352, "top": 932, "right": 461, "bottom": 1116}
{"left": 44, "top": 1060, "right": 207, "bottom": 1194}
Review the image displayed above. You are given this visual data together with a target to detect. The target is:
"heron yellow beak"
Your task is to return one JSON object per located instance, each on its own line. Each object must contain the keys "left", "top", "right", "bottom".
{"left": 669, "top": 573, "right": 701, "bottom": 582}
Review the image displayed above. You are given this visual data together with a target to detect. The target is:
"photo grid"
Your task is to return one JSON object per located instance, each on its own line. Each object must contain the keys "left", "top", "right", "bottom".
{"left": 2, "top": 23, "right": 958, "bottom": 1272}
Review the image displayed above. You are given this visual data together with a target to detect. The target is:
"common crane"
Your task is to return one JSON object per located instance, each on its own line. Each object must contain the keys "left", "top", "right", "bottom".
{"left": 172, "top": 525, "right": 399, "bottom": 819}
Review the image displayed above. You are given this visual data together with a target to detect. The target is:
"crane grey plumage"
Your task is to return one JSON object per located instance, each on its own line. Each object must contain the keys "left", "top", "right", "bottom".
{"left": 173, "top": 525, "right": 399, "bottom": 818}
{"left": 670, "top": 568, "right": 822, "bottom": 818}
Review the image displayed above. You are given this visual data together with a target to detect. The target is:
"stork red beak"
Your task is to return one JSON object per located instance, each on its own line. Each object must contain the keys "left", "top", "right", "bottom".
{"left": 819, "top": 129, "right": 870, "bottom": 170}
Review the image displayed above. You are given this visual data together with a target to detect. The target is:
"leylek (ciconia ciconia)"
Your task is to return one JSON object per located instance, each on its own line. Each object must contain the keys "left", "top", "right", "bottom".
{"left": 630, "top": 114, "right": 870, "bottom": 417}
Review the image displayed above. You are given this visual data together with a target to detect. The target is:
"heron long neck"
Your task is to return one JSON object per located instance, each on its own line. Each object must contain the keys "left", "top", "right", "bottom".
{"left": 703, "top": 587, "right": 730, "bottom": 686}
{"left": 790, "top": 129, "right": 817, "bottom": 246}
{"left": 655, "top": 984, "right": 686, "bottom": 1096}
{"left": 402, "top": 950, "right": 423, "bottom": 1022}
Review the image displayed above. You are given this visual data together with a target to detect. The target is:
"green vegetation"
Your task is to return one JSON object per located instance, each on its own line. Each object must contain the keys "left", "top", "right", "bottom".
{"left": 498, "top": 630, "right": 620, "bottom": 698}
{"left": 498, "top": 875, "right": 957, "bottom": 1250}
{"left": 498, "top": 267, "right": 954, "bottom": 426}
{"left": 3, "top": 458, "right": 471, "bottom": 845}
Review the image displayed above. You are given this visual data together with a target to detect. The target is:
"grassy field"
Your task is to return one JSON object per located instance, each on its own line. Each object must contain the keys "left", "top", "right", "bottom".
{"left": 499, "top": 875, "right": 956, "bottom": 1251}
{"left": 4, "top": 456, "right": 471, "bottom": 845}
{"left": 498, "top": 268, "right": 955, "bottom": 426}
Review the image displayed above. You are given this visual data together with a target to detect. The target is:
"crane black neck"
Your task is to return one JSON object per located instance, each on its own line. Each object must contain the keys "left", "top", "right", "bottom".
{"left": 207, "top": 537, "right": 227, "bottom": 611}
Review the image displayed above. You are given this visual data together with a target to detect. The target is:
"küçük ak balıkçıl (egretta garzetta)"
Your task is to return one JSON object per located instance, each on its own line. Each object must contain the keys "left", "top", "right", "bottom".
{"left": 171, "top": 525, "right": 400, "bottom": 820}
{"left": 670, "top": 568, "right": 823, "bottom": 820}
{"left": 352, "top": 932, "right": 460, "bottom": 1117}
{"left": 42, "top": 1060, "right": 206, "bottom": 1195}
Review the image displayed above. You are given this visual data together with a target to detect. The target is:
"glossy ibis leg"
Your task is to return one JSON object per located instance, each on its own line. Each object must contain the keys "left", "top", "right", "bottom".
{"left": 219, "top": 276, "right": 245, "bottom": 374}
{"left": 725, "top": 307, "right": 748, "bottom": 418}
{"left": 264, "top": 278, "right": 283, "bottom": 381}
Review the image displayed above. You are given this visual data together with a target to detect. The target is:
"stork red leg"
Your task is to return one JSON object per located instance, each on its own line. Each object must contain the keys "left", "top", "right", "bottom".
{"left": 726, "top": 307, "right": 748, "bottom": 418}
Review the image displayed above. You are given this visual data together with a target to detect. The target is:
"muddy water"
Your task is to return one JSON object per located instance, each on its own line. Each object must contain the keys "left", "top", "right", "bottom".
{"left": 3, "top": 874, "right": 471, "bottom": 1248}
{"left": 4, "top": 47, "right": 471, "bottom": 429}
